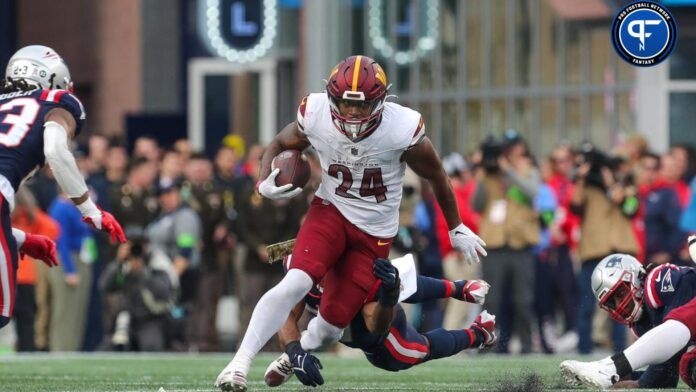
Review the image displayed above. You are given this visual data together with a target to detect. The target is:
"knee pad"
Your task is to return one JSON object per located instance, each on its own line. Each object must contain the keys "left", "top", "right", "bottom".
{"left": 301, "top": 313, "right": 343, "bottom": 351}
{"left": 0, "top": 316, "right": 10, "bottom": 329}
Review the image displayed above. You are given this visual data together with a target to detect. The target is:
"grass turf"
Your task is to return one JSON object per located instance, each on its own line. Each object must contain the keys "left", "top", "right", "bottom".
{"left": 0, "top": 352, "right": 687, "bottom": 391}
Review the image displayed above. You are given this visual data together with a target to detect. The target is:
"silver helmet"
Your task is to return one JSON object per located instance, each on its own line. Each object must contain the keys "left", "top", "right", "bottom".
{"left": 591, "top": 254, "right": 645, "bottom": 324}
{"left": 4, "top": 45, "right": 73, "bottom": 91}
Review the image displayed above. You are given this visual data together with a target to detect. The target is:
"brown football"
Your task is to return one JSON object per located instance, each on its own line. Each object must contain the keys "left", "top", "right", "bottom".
{"left": 272, "top": 149, "right": 311, "bottom": 188}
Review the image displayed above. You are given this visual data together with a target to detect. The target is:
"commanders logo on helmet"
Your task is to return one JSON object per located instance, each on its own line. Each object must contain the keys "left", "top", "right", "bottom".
{"left": 326, "top": 55, "right": 390, "bottom": 142}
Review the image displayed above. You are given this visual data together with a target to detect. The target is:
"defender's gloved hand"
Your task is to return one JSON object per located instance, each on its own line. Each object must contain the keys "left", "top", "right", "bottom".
{"left": 373, "top": 258, "right": 401, "bottom": 307}
{"left": 285, "top": 341, "right": 324, "bottom": 387}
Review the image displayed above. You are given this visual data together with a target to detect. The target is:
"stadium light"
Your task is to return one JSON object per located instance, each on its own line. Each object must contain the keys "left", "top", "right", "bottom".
{"left": 368, "top": 0, "right": 439, "bottom": 65}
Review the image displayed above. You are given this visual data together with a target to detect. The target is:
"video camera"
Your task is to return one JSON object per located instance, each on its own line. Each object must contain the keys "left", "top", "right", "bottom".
{"left": 480, "top": 135, "right": 505, "bottom": 174}
{"left": 576, "top": 142, "right": 626, "bottom": 188}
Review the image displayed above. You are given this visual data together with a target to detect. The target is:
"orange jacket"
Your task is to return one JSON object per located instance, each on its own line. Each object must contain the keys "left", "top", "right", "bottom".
{"left": 12, "top": 208, "right": 60, "bottom": 285}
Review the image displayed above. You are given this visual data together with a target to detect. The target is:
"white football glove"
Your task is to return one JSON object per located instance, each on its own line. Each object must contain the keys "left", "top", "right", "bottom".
{"left": 257, "top": 168, "right": 303, "bottom": 200}
{"left": 449, "top": 223, "right": 487, "bottom": 265}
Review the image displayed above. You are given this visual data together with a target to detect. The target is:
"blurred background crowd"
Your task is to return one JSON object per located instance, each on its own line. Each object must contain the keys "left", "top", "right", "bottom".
{"left": 4, "top": 130, "right": 694, "bottom": 355}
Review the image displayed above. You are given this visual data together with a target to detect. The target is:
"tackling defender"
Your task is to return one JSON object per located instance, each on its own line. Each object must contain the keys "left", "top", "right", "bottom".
{"left": 560, "top": 243, "right": 696, "bottom": 389}
{"left": 263, "top": 255, "right": 495, "bottom": 387}
{"left": 216, "top": 55, "right": 486, "bottom": 390}
{"left": 0, "top": 46, "right": 126, "bottom": 328}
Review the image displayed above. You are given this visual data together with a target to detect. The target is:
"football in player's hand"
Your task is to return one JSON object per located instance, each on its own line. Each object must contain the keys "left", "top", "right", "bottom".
{"left": 272, "top": 150, "right": 311, "bottom": 189}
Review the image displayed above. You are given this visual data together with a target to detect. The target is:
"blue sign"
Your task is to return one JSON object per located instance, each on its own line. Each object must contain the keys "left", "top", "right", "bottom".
{"left": 611, "top": 1, "right": 677, "bottom": 67}
{"left": 221, "top": 0, "right": 262, "bottom": 49}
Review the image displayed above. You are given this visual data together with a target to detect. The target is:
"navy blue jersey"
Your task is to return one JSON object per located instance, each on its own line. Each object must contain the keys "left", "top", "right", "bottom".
{"left": 0, "top": 88, "right": 85, "bottom": 190}
{"left": 629, "top": 264, "right": 696, "bottom": 388}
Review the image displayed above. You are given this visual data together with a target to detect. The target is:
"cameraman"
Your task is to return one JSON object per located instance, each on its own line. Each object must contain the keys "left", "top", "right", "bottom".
{"left": 570, "top": 143, "right": 639, "bottom": 354}
{"left": 472, "top": 131, "right": 541, "bottom": 353}
{"left": 99, "top": 235, "right": 177, "bottom": 351}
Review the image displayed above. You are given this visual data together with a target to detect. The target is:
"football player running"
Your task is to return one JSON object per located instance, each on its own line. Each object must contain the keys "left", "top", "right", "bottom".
{"left": 216, "top": 55, "right": 486, "bottom": 391}
{"left": 560, "top": 246, "right": 696, "bottom": 389}
{"left": 263, "top": 256, "right": 495, "bottom": 387}
{"left": 0, "top": 46, "right": 126, "bottom": 329}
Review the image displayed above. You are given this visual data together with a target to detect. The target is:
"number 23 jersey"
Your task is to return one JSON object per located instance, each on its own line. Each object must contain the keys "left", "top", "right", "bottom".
{"left": 0, "top": 88, "right": 85, "bottom": 192}
{"left": 297, "top": 93, "right": 425, "bottom": 238}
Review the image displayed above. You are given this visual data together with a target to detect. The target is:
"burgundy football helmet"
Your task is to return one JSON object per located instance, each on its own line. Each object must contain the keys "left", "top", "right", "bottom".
{"left": 326, "top": 55, "right": 389, "bottom": 142}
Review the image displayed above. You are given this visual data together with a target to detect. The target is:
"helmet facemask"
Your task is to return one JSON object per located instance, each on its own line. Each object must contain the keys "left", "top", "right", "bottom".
{"left": 328, "top": 90, "right": 385, "bottom": 142}
{"left": 598, "top": 270, "right": 644, "bottom": 324}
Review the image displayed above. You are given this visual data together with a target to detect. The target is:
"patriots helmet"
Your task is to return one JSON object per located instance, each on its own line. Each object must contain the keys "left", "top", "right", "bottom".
{"left": 591, "top": 253, "right": 645, "bottom": 325}
{"left": 5, "top": 45, "right": 73, "bottom": 91}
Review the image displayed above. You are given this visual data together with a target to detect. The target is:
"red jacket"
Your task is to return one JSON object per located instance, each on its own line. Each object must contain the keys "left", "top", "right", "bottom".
{"left": 434, "top": 180, "right": 480, "bottom": 258}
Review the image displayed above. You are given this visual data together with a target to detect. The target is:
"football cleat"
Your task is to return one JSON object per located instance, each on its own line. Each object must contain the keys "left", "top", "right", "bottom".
{"left": 215, "top": 362, "right": 249, "bottom": 392}
{"left": 560, "top": 359, "right": 619, "bottom": 389}
{"left": 264, "top": 353, "right": 294, "bottom": 387}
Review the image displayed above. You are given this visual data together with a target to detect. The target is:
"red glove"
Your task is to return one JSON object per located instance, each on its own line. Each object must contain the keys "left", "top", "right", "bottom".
{"left": 83, "top": 209, "right": 127, "bottom": 244}
{"left": 461, "top": 280, "right": 490, "bottom": 305}
{"left": 470, "top": 310, "right": 497, "bottom": 348}
{"left": 679, "top": 345, "right": 696, "bottom": 389}
{"left": 20, "top": 234, "right": 59, "bottom": 267}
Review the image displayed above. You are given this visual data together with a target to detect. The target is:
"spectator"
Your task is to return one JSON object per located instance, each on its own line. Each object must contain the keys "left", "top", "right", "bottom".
{"left": 622, "top": 134, "right": 648, "bottom": 174}
{"left": 637, "top": 153, "right": 685, "bottom": 264}
{"left": 182, "top": 153, "right": 235, "bottom": 351}
{"left": 87, "top": 133, "right": 110, "bottom": 175}
{"left": 174, "top": 139, "right": 192, "bottom": 163}
{"left": 110, "top": 157, "right": 159, "bottom": 235}
{"left": 213, "top": 145, "right": 242, "bottom": 190}
{"left": 11, "top": 189, "right": 60, "bottom": 351}
{"left": 105, "top": 143, "right": 129, "bottom": 189}
{"left": 662, "top": 151, "right": 690, "bottom": 207}
{"left": 234, "top": 145, "right": 306, "bottom": 351}
{"left": 540, "top": 144, "right": 579, "bottom": 352}
{"left": 681, "top": 176, "right": 696, "bottom": 234}
{"left": 100, "top": 235, "right": 177, "bottom": 351}
{"left": 159, "top": 149, "right": 184, "bottom": 189}
{"left": 472, "top": 132, "right": 541, "bottom": 353}
{"left": 145, "top": 180, "right": 202, "bottom": 348}
{"left": 47, "top": 192, "right": 97, "bottom": 351}
{"left": 571, "top": 143, "right": 639, "bottom": 354}
{"left": 437, "top": 153, "right": 480, "bottom": 331}
{"left": 133, "top": 135, "right": 161, "bottom": 163}
{"left": 671, "top": 144, "right": 695, "bottom": 183}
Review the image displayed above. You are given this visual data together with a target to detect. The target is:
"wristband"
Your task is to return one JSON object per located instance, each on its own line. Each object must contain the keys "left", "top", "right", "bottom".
{"left": 76, "top": 198, "right": 100, "bottom": 218}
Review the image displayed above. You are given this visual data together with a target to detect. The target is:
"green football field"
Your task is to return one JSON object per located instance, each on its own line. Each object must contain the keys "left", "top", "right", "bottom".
{"left": 0, "top": 353, "right": 687, "bottom": 391}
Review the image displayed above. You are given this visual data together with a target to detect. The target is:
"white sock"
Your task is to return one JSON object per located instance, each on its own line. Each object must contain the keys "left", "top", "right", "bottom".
{"left": 623, "top": 319, "right": 691, "bottom": 370}
{"left": 228, "top": 269, "right": 314, "bottom": 372}
{"left": 301, "top": 312, "right": 344, "bottom": 351}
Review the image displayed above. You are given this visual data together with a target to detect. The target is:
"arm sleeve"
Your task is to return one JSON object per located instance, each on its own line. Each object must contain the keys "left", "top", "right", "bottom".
{"left": 43, "top": 121, "right": 89, "bottom": 198}
{"left": 11, "top": 228, "right": 25, "bottom": 250}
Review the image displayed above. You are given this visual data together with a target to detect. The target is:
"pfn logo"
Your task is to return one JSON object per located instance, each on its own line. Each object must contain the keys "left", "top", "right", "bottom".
{"left": 611, "top": 1, "right": 677, "bottom": 67}
{"left": 627, "top": 19, "right": 662, "bottom": 51}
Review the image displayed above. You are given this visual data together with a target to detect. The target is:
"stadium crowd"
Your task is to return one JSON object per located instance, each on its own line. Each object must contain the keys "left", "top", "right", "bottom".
{"left": 8, "top": 130, "right": 696, "bottom": 355}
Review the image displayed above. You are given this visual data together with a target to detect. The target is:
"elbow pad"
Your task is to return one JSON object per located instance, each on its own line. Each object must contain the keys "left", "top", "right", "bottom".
{"left": 43, "top": 121, "right": 88, "bottom": 198}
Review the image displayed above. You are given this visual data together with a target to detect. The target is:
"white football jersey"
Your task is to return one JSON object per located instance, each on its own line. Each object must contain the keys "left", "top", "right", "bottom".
{"left": 297, "top": 93, "right": 425, "bottom": 237}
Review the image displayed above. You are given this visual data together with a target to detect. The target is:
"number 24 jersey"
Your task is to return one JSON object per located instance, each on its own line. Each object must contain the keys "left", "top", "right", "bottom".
{"left": 297, "top": 93, "right": 424, "bottom": 238}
